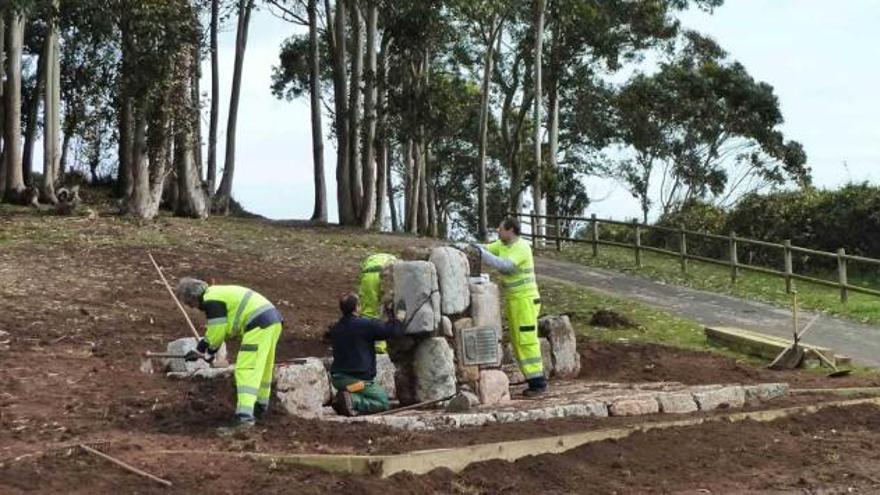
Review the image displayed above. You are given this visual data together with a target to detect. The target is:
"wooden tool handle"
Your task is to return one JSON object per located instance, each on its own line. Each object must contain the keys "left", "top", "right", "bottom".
{"left": 80, "top": 444, "right": 172, "bottom": 487}
{"left": 148, "top": 252, "right": 201, "bottom": 339}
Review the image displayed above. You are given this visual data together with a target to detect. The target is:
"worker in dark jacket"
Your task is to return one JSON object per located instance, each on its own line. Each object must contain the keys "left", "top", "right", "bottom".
{"left": 326, "top": 293, "right": 404, "bottom": 416}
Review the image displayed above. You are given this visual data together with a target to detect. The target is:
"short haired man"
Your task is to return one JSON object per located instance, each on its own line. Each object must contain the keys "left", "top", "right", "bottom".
{"left": 325, "top": 293, "right": 404, "bottom": 416}
{"left": 473, "top": 218, "right": 547, "bottom": 396}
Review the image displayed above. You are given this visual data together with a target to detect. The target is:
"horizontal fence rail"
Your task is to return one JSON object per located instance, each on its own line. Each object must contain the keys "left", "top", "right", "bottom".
{"left": 514, "top": 211, "right": 880, "bottom": 302}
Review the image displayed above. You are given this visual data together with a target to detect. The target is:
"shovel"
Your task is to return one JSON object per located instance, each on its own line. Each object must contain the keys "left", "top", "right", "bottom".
{"left": 812, "top": 349, "right": 854, "bottom": 378}
{"left": 768, "top": 292, "right": 822, "bottom": 370}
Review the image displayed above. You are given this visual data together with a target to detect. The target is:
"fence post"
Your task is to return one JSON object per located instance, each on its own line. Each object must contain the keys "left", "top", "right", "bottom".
{"left": 729, "top": 231, "right": 738, "bottom": 284}
{"left": 838, "top": 248, "right": 849, "bottom": 303}
{"left": 591, "top": 213, "right": 599, "bottom": 257}
{"left": 679, "top": 227, "right": 688, "bottom": 274}
{"left": 555, "top": 216, "right": 562, "bottom": 252}
{"left": 530, "top": 210, "right": 537, "bottom": 250}
{"left": 783, "top": 240, "right": 793, "bottom": 294}
{"left": 634, "top": 220, "right": 642, "bottom": 268}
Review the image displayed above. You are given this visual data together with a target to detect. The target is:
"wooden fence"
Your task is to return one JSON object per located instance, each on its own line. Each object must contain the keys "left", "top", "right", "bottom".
{"left": 512, "top": 211, "right": 880, "bottom": 302}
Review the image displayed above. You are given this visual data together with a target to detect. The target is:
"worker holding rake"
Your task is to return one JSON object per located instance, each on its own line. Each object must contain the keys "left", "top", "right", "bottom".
{"left": 473, "top": 217, "right": 547, "bottom": 397}
{"left": 176, "top": 278, "right": 283, "bottom": 434}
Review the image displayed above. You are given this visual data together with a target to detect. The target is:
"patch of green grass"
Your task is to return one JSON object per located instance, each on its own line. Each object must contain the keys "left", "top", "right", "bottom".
{"left": 540, "top": 278, "right": 880, "bottom": 377}
{"left": 543, "top": 243, "right": 880, "bottom": 325}
{"left": 539, "top": 278, "right": 764, "bottom": 365}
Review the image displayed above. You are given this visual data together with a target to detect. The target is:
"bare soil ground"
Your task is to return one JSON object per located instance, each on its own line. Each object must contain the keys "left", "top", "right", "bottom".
{"left": 3, "top": 206, "right": 880, "bottom": 493}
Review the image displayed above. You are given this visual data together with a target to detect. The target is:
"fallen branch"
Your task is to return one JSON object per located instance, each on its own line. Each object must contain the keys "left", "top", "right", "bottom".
{"left": 147, "top": 252, "right": 200, "bottom": 339}
{"left": 79, "top": 444, "right": 172, "bottom": 488}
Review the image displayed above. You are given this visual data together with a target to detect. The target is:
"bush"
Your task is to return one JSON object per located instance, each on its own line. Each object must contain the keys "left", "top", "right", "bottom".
{"left": 723, "top": 184, "right": 880, "bottom": 272}
{"left": 649, "top": 199, "right": 728, "bottom": 258}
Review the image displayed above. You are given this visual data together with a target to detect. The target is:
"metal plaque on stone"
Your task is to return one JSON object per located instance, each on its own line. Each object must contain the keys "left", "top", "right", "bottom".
{"left": 458, "top": 326, "right": 500, "bottom": 366}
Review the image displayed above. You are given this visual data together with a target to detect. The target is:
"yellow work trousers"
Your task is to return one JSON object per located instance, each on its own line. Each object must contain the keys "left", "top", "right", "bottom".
{"left": 234, "top": 323, "right": 282, "bottom": 419}
{"left": 506, "top": 296, "right": 543, "bottom": 380}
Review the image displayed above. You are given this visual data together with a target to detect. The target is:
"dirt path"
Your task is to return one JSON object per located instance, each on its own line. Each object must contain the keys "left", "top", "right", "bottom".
{"left": 537, "top": 257, "right": 880, "bottom": 367}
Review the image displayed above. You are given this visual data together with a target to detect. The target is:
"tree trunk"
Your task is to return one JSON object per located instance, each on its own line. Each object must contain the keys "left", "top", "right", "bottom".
{"left": 387, "top": 144, "right": 398, "bottom": 232}
{"left": 127, "top": 106, "right": 153, "bottom": 218}
{"left": 117, "top": 96, "right": 134, "bottom": 199}
{"left": 215, "top": 0, "right": 255, "bottom": 214}
{"left": 532, "top": 0, "right": 545, "bottom": 241}
{"left": 175, "top": 51, "right": 209, "bottom": 219}
{"left": 546, "top": 80, "right": 559, "bottom": 219}
{"left": 416, "top": 140, "right": 428, "bottom": 234}
{"left": 146, "top": 105, "right": 171, "bottom": 217}
{"left": 192, "top": 41, "right": 203, "bottom": 180}
{"left": 426, "top": 143, "right": 438, "bottom": 237}
{"left": 207, "top": 0, "right": 220, "bottom": 195}
{"left": 4, "top": 11, "right": 25, "bottom": 203}
{"left": 22, "top": 45, "right": 46, "bottom": 188}
{"left": 0, "top": 18, "right": 7, "bottom": 194}
{"left": 332, "top": 0, "right": 354, "bottom": 224}
{"left": 404, "top": 138, "right": 418, "bottom": 233}
{"left": 358, "top": 0, "right": 378, "bottom": 228}
{"left": 546, "top": 11, "right": 560, "bottom": 220}
{"left": 42, "top": 0, "right": 60, "bottom": 204}
{"left": 347, "top": 0, "right": 363, "bottom": 220}
{"left": 476, "top": 17, "right": 499, "bottom": 241}
{"left": 59, "top": 123, "right": 71, "bottom": 179}
{"left": 373, "top": 35, "right": 391, "bottom": 230}
{"left": 307, "top": 0, "right": 327, "bottom": 223}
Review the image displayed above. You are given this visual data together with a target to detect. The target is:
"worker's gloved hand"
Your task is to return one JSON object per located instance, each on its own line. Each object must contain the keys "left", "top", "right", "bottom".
{"left": 202, "top": 352, "right": 215, "bottom": 364}
{"left": 195, "top": 338, "right": 209, "bottom": 354}
{"left": 184, "top": 350, "right": 202, "bottom": 362}
{"left": 383, "top": 301, "right": 396, "bottom": 320}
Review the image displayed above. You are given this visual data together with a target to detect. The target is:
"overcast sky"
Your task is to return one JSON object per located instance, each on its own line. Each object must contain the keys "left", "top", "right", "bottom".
{"left": 187, "top": 1, "right": 880, "bottom": 222}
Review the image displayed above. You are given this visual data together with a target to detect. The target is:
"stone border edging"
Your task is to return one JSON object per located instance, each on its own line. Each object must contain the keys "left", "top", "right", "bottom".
{"left": 150, "top": 396, "right": 880, "bottom": 478}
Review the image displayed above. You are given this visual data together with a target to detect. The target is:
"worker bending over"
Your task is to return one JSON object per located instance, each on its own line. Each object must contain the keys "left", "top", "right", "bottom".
{"left": 326, "top": 293, "right": 404, "bottom": 416}
{"left": 473, "top": 217, "right": 547, "bottom": 397}
{"left": 177, "top": 278, "right": 283, "bottom": 433}
{"left": 357, "top": 253, "right": 398, "bottom": 354}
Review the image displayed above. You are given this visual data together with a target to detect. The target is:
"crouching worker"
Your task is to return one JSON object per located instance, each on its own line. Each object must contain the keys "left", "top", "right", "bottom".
{"left": 176, "top": 278, "right": 283, "bottom": 433}
{"left": 326, "top": 293, "right": 404, "bottom": 416}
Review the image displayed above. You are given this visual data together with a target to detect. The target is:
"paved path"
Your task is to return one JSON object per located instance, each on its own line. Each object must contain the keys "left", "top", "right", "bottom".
{"left": 536, "top": 257, "right": 880, "bottom": 367}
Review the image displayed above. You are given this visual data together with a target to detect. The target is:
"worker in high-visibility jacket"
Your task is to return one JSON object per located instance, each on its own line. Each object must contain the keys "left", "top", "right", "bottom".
{"left": 176, "top": 278, "right": 283, "bottom": 433}
{"left": 473, "top": 217, "right": 547, "bottom": 397}
{"left": 357, "top": 253, "right": 398, "bottom": 354}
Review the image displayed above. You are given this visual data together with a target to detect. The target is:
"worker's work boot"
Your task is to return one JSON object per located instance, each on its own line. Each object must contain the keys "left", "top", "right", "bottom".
{"left": 216, "top": 415, "right": 256, "bottom": 437}
{"left": 255, "top": 403, "right": 268, "bottom": 420}
{"left": 332, "top": 390, "right": 358, "bottom": 417}
{"left": 522, "top": 387, "right": 548, "bottom": 398}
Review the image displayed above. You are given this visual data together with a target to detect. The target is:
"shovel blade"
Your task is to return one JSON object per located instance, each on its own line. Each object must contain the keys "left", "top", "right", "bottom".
{"left": 768, "top": 345, "right": 805, "bottom": 370}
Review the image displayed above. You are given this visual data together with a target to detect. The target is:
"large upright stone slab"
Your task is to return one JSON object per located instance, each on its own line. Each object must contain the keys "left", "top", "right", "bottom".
{"left": 375, "top": 353, "right": 397, "bottom": 400}
{"left": 429, "top": 247, "right": 471, "bottom": 315}
{"left": 469, "top": 282, "right": 502, "bottom": 329}
{"left": 539, "top": 315, "right": 581, "bottom": 379}
{"left": 274, "top": 358, "right": 332, "bottom": 418}
{"left": 163, "top": 338, "right": 228, "bottom": 373}
{"left": 413, "top": 337, "right": 456, "bottom": 402}
{"left": 478, "top": 370, "right": 511, "bottom": 405}
{"left": 392, "top": 261, "right": 441, "bottom": 335}
{"left": 540, "top": 338, "right": 554, "bottom": 378}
